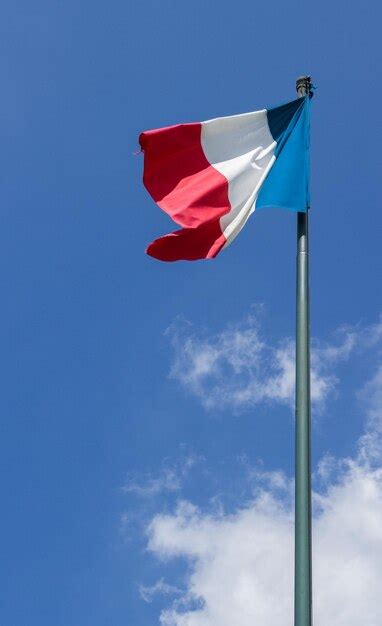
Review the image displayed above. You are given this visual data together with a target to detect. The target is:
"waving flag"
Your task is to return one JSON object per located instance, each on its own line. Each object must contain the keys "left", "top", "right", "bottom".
{"left": 140, "top": 96, "right": 310, "bottom": 261}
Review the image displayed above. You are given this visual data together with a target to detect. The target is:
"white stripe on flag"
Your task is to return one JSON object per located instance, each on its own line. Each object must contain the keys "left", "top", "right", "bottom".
{"left": 201, "top": 109, "right": 277, "bottom": 247}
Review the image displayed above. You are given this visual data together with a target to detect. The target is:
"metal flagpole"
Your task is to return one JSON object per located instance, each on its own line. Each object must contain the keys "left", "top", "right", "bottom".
{"left": 294, "top": 75, "right": 313, "bottom": 626}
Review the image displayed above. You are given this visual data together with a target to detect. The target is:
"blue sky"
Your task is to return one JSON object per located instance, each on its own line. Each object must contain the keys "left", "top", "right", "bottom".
{"left": 1, "top": 1, "right": 382, "bottom": 625}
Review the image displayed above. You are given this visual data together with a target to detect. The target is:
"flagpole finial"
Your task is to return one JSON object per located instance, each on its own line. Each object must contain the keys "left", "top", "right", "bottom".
{"left": 296, "top": 76, "right": 313, "bottom": 98}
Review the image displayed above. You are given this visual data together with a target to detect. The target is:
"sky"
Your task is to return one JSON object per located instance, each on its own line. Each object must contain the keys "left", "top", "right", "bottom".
{"left": 1, "top": 1, "right": 382, "bottom": 625}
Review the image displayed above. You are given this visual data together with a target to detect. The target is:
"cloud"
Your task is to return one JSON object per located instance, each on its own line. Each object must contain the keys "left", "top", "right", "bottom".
{"left": 144, "top": 321, "right": 382, "bottom": 625}
{"left": 167, "top": 314, "right": 357, "bottom": 412}
{"left": 139, "top": 578, "right": 183, "bottom": 603}
{"left": 123, "top": 468, "right": 181, "bottom": 497}
{"left": 148, "top": 460, "right": 382, "bottom": 626}
{"left": 358, "top": 365, "right": 382, "bottom": 465}
{"left": 123, "top": 455, "right": 200, "bottom": 498}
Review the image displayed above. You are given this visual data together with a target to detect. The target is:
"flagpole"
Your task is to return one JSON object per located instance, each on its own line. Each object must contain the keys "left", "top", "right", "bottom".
{"left": 294, "top": 75, "right": 313, "bottom": 626}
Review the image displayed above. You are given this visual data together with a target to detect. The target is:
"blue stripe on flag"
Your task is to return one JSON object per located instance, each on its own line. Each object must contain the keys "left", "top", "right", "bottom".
{"left": 257, "top": 96, "right": 311, "bottom": 213}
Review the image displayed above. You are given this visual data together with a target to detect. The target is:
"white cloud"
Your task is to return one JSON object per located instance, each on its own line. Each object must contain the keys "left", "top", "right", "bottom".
{"left": 123, "top": 455, "right": 200, "bottom": 497}
{"left": 148, "top": 460, "right": 382, "bottom": 626}
{"left": 144, "top": 331, "right": 382, "bottom": 625}
{"left": 123, "top": 468, "right": 181, "bottom": 497}
{"left": 148, "top": 496, "right": 293, "bottom": 626}
{"left": 139, "top": 578, "right": 183, "bottom": 603}
{"left": 167, "top": 315, "right": 356, "bottom": 412}
{"left": 358, "top": 365, "right": 382, "bottom": 465}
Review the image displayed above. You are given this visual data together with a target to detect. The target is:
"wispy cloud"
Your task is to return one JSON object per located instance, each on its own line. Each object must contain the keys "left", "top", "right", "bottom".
{"left": 139, "top": 578, "right": 183, "bottom": 603}
{"left": 122, "top": 454, "right": 200, "bottom": 498}
{"left": 358, "top": 365, "right": 382, "bottom": 464}
{"left": 167, "top": 313, "right": 357, "bottom": 413}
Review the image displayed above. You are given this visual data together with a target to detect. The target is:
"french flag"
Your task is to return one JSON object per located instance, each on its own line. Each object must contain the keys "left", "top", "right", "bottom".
{"left": 140, "top": 96, "right": 310, "bottom": 261}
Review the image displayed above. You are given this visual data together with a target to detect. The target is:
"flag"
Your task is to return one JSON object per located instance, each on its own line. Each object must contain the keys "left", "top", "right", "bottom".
{"left": 140, "top": 96, "right": 310, "bottom": 261}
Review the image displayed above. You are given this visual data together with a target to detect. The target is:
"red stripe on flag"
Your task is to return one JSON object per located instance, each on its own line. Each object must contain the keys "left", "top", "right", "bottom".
{"left": 146, "top": 219, "right": 226, "bottom": 262}
{"left": 139, "top": 123, "right": 230, "bottom": 229}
